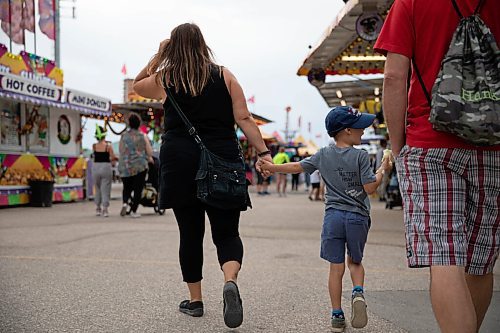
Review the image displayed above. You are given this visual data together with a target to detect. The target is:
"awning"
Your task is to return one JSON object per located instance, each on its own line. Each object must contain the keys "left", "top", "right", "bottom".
{"left": 297, "top": 0, "right": 394, "bottom": 107}
{"left": 297, "top": 0, "right": 393, "bottom": 77}
{"left": 0, "top": 90, "right": 111, "bottom": 116}
{"left": 318, "top": 76, "right": 383, "bottom": 107}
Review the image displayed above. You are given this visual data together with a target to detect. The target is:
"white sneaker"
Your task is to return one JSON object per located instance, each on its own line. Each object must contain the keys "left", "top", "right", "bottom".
{"left": 129, "top": 211, "right": 141, "bottom": 218}
{"left": 120, "top": 203, "right": 128, "bottom": 217}
{"left": 102, "top": 209, "right": 109, "bottom": 218}
{"left": 96, "top": 207, "right": 101, "bottom": 216}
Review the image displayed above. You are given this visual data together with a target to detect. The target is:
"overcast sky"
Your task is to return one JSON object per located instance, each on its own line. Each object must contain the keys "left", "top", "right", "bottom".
{"left": 2, "top": 0, "right": 347, "bottom": 148}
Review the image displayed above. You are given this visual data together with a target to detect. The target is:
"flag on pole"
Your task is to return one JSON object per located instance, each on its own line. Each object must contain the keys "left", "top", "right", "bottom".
{"left": 39, "top": 0, "right": 55, "bottom": 40}
{"left": 298, "top": 116, "right": 302, "bottom": 129}
{"left": 22, "top": 0, "right": 35, "bottom": 32}
{"left": 0, "top": 0, "right": 24, "bottom": 44}
{"left": 121, "top": 64, "right": 127, "bottom": 75}
{"left": 247, "top": 95, "right": 255, "bottom": 104}
{"left": 308, "top": 122, "right": 311, "bottom": 133}
{"left": 0, "top": 0, "right": 8, "bottom": 21}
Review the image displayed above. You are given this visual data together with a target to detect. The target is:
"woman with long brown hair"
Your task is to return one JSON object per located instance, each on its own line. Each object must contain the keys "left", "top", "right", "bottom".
{"left": 133, "top": 23, "right": 272, "bottom": 329}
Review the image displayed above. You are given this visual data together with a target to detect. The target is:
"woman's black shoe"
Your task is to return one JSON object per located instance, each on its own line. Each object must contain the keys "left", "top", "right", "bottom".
{"left": 179, "top": 300, "right": 204, "bottom": 317}
{"left": 223, "top": 281, "right": 243, "bottom": 328}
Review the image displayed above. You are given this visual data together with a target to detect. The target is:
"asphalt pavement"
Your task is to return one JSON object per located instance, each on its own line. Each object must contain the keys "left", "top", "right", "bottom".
{"left": 0, "top": 184, "right": 498, "bottom": 332}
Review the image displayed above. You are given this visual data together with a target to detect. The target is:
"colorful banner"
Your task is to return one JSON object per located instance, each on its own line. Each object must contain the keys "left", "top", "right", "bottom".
{"left": 0, "top": 153, "right": 86, "bottom": 186}
{"left": 0, "top": 0, "right": 9, "bottom": 21}
{"left": 0, "top": 184, "right": 84, "bottom": 206}
{"left": 0, "top": 0, "right": 24, "bottom": 45}
{"left": 22, "top": 0, "right": 35, "bottom": 32}
{"left": 0, "top": 44, "right": 64, "bottom": 86}
{"left": 38, "top": 0, "right": 55, "bottom": 40}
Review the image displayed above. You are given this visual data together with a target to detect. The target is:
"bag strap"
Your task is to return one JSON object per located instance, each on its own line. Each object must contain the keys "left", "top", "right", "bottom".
{"left": 450, "top": 0, "right": 463, "bottom": 18}
{"left": 450, "top": 0, "right": 485, "bottom": 18}
{"left": 411, "top": 58, "right": 432, "bottom": 107}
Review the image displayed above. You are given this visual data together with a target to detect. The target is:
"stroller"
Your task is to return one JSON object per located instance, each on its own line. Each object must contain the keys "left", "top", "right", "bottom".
{"left": 127, "top": 156, "right": 165, "bottom": 215}
{"left": 385, "top": 167, "right": 402, "bottom": 209}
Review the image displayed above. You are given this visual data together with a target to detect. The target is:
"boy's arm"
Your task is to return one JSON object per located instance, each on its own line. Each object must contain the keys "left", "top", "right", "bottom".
{"left": 263, "top": 161, "right": 304, "bottom": 174}
{"left": 363, "top": 158, "right": 391, "bottom": 194}
{"left": 363, "top": 171, "right": 384, "bottom": 195}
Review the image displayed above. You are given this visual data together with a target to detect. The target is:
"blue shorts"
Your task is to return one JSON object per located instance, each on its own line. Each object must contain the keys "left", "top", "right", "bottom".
{"left": 320, "top": 208, "right": 371, "bottom": 264}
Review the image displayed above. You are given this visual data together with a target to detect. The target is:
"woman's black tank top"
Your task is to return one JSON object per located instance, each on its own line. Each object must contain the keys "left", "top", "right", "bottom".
{"left": 162, "top": 65, "right": 239, "bottom": 159}
{"left": 93, "top": 144, "right": 110, "bottom": 163}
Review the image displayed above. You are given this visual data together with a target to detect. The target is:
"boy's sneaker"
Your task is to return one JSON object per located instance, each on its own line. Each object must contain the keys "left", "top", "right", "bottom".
{"left": 331, "top": 311, "right": 346, "bottom": 332}
{"left": 120, "top": 203, "right": 128, "bottom": 217}
{"left": 351, "top": 291, "right": 368, "bottom": 328}
{"left": 179, "top": 300, "right": 204, "bottom": 317}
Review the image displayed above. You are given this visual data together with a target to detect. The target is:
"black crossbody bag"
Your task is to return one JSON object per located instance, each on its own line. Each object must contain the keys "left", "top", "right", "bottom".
{"left": 165, "top": 87, "right": 251, "bottom": 210}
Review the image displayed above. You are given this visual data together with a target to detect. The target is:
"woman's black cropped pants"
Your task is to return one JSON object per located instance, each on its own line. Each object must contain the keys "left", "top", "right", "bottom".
{"left": 172, "top": 201, "right": 243, "bottom": 283}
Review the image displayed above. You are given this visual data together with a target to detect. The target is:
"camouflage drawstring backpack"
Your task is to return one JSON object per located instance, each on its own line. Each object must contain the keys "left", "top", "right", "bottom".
{"left": 413, "top": 0, "right": 500, "bottom": 146}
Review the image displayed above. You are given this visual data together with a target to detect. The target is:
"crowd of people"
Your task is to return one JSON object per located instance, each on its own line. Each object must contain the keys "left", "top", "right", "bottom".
{"left": 86, "top": 2, "right": 499, "bottom": 331}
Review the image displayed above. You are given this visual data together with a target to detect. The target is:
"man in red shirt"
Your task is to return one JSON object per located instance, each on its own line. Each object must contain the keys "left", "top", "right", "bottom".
{"left": 375, "top": 0, "right": 500, "bottom": 332}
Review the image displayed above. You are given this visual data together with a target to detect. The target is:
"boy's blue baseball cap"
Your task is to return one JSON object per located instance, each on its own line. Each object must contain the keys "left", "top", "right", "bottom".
{"left": 325, "top": 106, "right": 376, "bottom": 136}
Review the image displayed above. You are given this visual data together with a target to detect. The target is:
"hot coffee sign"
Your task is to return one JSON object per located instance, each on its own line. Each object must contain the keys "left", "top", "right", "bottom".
{"left": 0, "top": 72, "right": 62, "bottom": 102}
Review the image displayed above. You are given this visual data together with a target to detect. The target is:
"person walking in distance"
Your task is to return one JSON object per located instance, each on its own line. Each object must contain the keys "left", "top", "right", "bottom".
{"left": 118, "top": 113, "right": 154, "bottom": 218}
{"left": 262, "top": 106, "right": 391, "bottom": 332}
{"left": 92, "top": 125, "right": 117, "bottom": 217}
{"left": 309, "top": 170, "right": 321, "bottom": 201}
{"left": 375, "top": 1, "right": 500, "bottom": 332}
{"left": 272, "top": 147, "right": 290, "bottom": 197}
{"left": 290, "top": 153, "right": 302, "bottom": 191}
{"left": 132, "top": 23, "right": 272, "bottom": 329}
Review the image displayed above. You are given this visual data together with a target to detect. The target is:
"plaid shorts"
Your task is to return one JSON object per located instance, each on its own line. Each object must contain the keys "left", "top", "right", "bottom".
{"left": 395, "top": 145, "right": 500, "bottom": 275}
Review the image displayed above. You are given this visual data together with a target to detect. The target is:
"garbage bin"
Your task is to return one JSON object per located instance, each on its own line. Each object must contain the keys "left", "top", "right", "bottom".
{"left": 29, "top": 180, "right": 54, "bottom": 207}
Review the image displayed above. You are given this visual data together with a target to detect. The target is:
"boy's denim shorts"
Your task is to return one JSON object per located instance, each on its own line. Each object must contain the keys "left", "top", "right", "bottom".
{"left": 321, "top": 208, "right": 371, "bottom": 264}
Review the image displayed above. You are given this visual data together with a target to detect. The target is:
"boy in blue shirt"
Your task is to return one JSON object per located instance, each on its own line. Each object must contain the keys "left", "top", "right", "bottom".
{"left": 261, "top": 106, "right": 391, "bottom": 332}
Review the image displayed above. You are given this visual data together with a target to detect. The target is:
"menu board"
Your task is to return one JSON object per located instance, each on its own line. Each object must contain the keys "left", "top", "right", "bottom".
{"left": 0, "top": 100, "right": 24, "bottom": 151}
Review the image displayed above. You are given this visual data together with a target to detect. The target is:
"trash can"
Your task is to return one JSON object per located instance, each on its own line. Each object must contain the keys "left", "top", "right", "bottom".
{"left": 29, "top": 180, "right": 54, "bottom": 207}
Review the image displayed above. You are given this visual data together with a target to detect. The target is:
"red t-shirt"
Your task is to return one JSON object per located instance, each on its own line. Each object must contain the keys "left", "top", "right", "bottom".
{"left": 374, "top": 0, "right": 500, "bottom": 150}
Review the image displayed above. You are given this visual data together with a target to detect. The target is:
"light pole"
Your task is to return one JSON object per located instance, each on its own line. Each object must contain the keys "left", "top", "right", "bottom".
{"left": 285, "top": 106, "right": 291, "bottom": 144}
{"left": 55, "top": 0, "right": 60, "bottom": 66}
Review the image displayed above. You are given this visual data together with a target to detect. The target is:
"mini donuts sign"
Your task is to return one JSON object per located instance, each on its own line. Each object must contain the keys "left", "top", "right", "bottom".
{"left": 66, "top": 89, "right": 111, "bottom": 113}
{"left": 0, "top": 73, "right": 62, "bottom": 101}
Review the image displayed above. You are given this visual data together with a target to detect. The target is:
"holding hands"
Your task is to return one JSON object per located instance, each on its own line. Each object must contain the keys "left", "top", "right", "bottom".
{"left": 255, "top": 154, "right": 274, "bottom": 178}
{"left": 377, "top": 150, "right": 394, "bottom": 175}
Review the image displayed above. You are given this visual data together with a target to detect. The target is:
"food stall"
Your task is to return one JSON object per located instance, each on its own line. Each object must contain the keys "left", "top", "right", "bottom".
{"left": 0, "top": 44, "right": 111, "bottom": 206}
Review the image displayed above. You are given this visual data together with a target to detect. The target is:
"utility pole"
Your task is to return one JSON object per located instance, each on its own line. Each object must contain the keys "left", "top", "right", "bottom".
{"left": 54, "top": 0, "right": 77, "bottom": 67}
{"left": 55, "top": 0, "right": 61, "bottom": 67}
{"left": 285, "top": 106, "right": 291, "bottom": 144}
